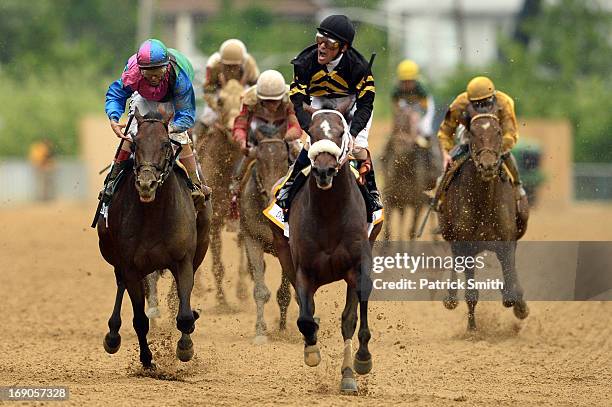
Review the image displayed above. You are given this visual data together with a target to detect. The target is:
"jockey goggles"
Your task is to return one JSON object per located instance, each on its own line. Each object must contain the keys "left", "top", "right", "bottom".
{"left": 140, "top": 66, "right": 167, "bottom": 81}
{"left": 315, "top": 32, "right": 340, "bottom": 50}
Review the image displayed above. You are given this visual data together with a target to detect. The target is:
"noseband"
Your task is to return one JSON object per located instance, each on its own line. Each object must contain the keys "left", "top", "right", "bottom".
{"left": 132, "top": 118, "right": 182, "bottom": 188}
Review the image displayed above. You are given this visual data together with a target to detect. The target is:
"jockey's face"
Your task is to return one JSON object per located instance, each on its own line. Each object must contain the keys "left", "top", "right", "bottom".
{"left": 400, "top": 80, "right": 416, "bottom": 91}
{"left": 471, "top": 96, "right": 496, "bottom": 113}
{"left": 316, "top": 33, "right": 347, "bottom": 65}
{"left": 262, "top": 99, "right": 282, "bottom": 112}
{"left": 140, "top": 66, "right": 167, "bottom": 87}
{"left": 222, "top": 63, "right": 241, "bottom": 77}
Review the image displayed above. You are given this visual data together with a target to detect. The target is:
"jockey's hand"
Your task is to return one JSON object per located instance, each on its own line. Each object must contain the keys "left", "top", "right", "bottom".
{"left": 110, "top": 120, "right": 130, "bottom": 140}
{"left": 442, "top": 150, "right": 453, "bottom": 170}
{"left": 239, "top": 141, "right": 249, "bottom": 156}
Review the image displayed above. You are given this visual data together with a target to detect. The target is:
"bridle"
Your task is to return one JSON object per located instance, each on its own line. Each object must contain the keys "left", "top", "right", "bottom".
{"left": 468, "top": 113, "right": 503, "bottom": 176}
{"left": 132, "top": 118, "right": 182, "bottom": 188}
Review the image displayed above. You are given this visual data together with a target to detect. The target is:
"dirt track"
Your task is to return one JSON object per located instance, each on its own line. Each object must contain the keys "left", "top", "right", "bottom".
{"left": 0, "top": 202, "right": 610, "bottom": 406}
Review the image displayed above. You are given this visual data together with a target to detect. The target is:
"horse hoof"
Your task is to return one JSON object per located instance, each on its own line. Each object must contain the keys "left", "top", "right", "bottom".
{"left": 253, "top": 335, "right": 268, "bottom": 345}
{"left": 146, "top": 307, "right": 161, "bottom": 319}
{"left": 502, "top": 299, "right": 515, "bottom": 308}
{"left": 176, "top": 338, "right": 194, "bottom": 362}
{"left": 353, "top": 356, "right": 372, "bottom": 375}
{"left": 103, "top": 333, "right": 121, "bottom": 354}
{"left": 143, "top": 362, "right": 157, "bottom": 371}
{"left": 304, "top": 344, "right": 321, "bottom": 367}
{"left": 513, "top": 301, "right": 529, "bottom": 320}
{"left": 340, "top": 377, "right": 358, "bottom": 394}
{"left": 443, "top": 297, "right": 458, "bottom": 310}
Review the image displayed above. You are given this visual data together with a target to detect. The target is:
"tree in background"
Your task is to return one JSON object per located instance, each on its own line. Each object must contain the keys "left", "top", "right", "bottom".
{"left": 433, "top": 0, "right": 612, "bottom": 163}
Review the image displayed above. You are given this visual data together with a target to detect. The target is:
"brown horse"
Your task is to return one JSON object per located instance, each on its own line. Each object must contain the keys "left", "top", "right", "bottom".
{"left": 98, "top": 110, "right": 211, "bottom": 368}
{"left": 381, "top": 102, "right": 438, "bottom": 240}
{"left": 195, "top": 78, "right": 247, "bottom": 305}
{"left": 239, "top": 124, "right": 292, "bottom": 344}
{"left": 439, "top": 108, "right": 529, "bottom": 330}
{"left": 271, "top": 110, "right": 382, "bottom": 394}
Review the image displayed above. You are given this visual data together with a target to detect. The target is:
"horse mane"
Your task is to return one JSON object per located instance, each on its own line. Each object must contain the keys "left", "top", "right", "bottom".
{"left": 143, "top": 111, "right": 164, "bottom": 121}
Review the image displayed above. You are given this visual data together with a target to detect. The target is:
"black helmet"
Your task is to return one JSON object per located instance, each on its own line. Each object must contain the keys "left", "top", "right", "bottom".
{"left": 317, "top": 15, "right": 355, "bottom": 46}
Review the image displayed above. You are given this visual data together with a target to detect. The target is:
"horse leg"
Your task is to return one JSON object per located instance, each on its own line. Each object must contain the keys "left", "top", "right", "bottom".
{"left": 277, "top": 271, "right": 291, "bottom": 331}
{"left": 210, "top": 218, "right": 227, "bottom": 306}
{"left": 125, "top": 278, "right": 154, "bottom": 369}
{"left": 464, "top": 264, "right": 478, "bottom": 331}
{"left": 410, "top": 202, "right": 423, "bottom": 240}
{"left": 443, "top": 243, "right": 460, "bottom": 309}
{"left": 496, "top": 242, "right": 529, "bottom": 319}
{"left": 236, "top": 231, "right": 249, "bottom": 301}
{"left": 245, "top": 235, "right": 271, "bottom": 344}
{"left": 103, "top": 268, "right": 124, "bottom": 354}
{"left": 144, "top": 271, "right": 161, "bottom": 319}
{"left": 354, "top": 260, "right": 373, "bottom": 375}
{"left": 383, "top": 207, "right": 392, "bottom": 241}
{"left": 172, "top": 257, "right": 199, "bottom": 362}
{"left": 340, "top": 285, "right": 359, "bottom": 394}
{"left": 296, "top": 268, "right": 319, "bottom": 367}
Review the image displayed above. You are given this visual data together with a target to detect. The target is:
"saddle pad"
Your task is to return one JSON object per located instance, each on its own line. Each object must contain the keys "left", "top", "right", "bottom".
{"left": 263, "top": 164, "right": 383, "bottom": 238}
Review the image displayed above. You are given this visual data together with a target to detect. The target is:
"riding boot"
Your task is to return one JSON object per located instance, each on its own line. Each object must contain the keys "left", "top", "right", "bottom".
{"left": 275, "top": 147, "right": 310, "bottom": 211}
{"left": 356, "top": 161, "right": 383, "bottom": 223}
{"left": 188, "top": 169, "right": 211, "bottom": 211}
{"left": 99, "top": 159, "right": 128, "bottom": 204}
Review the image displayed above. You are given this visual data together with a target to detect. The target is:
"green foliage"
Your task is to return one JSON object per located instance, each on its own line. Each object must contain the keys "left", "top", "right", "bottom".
{"left": 0, "top": 0, "right": 137, "bottom": 156}
{"left": 432, "top": 0, "right": 612, "bottom": 163}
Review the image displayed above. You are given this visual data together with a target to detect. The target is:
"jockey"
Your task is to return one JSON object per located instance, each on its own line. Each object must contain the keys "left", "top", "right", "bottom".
{"left": 229, "top": 70, "right": 302, "bottom": 213}
{"left": 103, "top": 38, "right": 209, "bottom": 209}
{"left": 200, "top": 39, "right": 260, "bottom": 134}
{"left": 437, "top": 75, "right": 526, "bottom": 200}
{"left": 275, "top": 14, "right": 383, "bottom": 219}
{"left": 392, "top": 59, "right": 435, "bottom": 139}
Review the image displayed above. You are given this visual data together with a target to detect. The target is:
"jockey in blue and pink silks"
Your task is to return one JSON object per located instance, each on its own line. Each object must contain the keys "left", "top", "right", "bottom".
{"left": 102, "top": 38, "right": 209, "bottom": 208}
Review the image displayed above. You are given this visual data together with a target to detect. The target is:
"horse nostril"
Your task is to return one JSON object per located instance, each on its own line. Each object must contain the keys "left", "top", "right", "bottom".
{"left": 327, "top": 168, "right": 336, "bottom": 177}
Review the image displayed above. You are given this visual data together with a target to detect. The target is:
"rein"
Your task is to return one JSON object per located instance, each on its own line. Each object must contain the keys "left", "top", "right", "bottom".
{"left": 132, "top": 118, "right": 182, "bottom": 188}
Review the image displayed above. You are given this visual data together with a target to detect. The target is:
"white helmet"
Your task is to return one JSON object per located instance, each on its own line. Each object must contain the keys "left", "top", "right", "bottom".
{"left": 220, "top": 39, "right": 246, "bottom": 65}
{"left": 256, "top": 70, "right": 287, "bottom": 100}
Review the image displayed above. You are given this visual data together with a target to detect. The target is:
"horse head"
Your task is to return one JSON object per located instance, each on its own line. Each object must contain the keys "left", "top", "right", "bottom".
{"left": 131, "top": 108, "right": 174, "bottom": 203}
{"left": 393, "top": 101, "right": 425, "bottom": 151}
{"left": 217, "top": 78, "right": 244, "bottom": 132}
{"left": 307, "top": 110, "right": 351, "bottom": 190}
{"left": 252, "top": 123, "right": 288, "bottom": 202}
{"left": 467, "top": 103, "right": 503, "bottom": 181}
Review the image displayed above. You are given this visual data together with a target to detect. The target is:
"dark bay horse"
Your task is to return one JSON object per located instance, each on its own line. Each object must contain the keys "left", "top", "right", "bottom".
{"left": 271, "top": 110, "right": 382, "bottom": 394}
{"left": 381, "top": 102, "right": 438, "bottom": 240}
{"left": 439, "top": 108, "right": 529, "bottom": 330}
{"left": 98, "top": 110, "right": 211, "bottom": 368}
{"left": 195, "top": 78, "right": 247, "bottom": 305}
{"left": 239, "top": 124, "right": 292, "bottom": 344}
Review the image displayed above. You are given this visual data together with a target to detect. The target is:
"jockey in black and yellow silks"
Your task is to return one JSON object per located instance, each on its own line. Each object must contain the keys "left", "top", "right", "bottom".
{"left": 275, "top": 14, "right": 382, "bottom": 221}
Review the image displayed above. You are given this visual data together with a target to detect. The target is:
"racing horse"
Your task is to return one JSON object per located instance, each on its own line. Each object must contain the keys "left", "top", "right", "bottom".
{"left": 239, "top": 123, "right": 293, "bottom": 344}
{"left": 195, "top": 78, "right": 247, "bottom": 305}
{"left": 98, "top": 109, "right": 211, "bottom": 368}
{"left": 381, "top": 101, "right": 438, "bottom": 240}
{"left": 271, "top": 109, "right": 382, "bottom": 394}
{"left": 438, "top": 104, "right": 529, "bottom": 330}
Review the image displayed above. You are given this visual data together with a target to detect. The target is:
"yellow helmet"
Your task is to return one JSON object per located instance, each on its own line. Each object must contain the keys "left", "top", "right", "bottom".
{"left": 467, "top": 76, "right": 496, "bottom": 101}
{"left": 397, "top": 59, "right": 419, "bottom": 81}
{"left": 220, "top": 39, "right": 246, "bottom": 65}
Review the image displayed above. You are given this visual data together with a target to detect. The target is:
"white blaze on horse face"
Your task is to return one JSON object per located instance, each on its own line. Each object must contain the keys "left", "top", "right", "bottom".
{"left": 320, "top": 119, "right": 333, "bottom": 139}
{"left": 481, "top": 122, "right": 491, "bottom": 130}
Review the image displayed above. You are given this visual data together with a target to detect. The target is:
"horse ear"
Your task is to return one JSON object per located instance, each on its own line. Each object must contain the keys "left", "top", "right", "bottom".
{"left": 134, "top": 107, "right": 143, "bottom": 123}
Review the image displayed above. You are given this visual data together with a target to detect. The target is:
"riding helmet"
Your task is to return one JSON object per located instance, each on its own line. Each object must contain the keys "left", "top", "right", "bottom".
{"left": 137, "top": 39, "right": 170, "bottom": 69}
{"left": 317, "top": 15, "right": 355, "bottom": 46}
